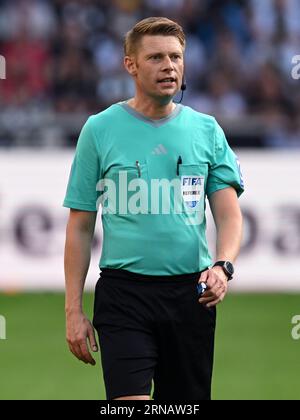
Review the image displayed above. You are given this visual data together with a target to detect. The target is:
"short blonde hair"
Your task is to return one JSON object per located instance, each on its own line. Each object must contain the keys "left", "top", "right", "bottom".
{"left": 124, "top": 17, "right": 186, "bottom": 56}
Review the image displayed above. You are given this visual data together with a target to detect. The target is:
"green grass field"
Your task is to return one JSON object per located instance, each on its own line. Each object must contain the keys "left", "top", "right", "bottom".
{"left": 0, "top": 293, "right": 299, "bottom": 400}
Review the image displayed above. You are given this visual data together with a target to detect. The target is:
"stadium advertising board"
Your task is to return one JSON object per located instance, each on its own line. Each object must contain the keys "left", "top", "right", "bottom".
{"left": 0, "top": 150, "right": 299, "bottom": 291}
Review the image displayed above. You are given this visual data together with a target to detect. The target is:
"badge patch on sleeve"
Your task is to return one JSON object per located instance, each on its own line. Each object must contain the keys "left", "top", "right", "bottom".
{"left": 181, "top": 176, "right": 204, "bottom": 209}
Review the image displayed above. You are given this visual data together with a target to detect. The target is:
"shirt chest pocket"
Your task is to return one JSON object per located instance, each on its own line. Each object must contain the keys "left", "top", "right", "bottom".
{"left": 178, "top": 164, "right": 208, "bottom": 213}
{"left": 102, "top": 164, "right": 149, "bottom": 214}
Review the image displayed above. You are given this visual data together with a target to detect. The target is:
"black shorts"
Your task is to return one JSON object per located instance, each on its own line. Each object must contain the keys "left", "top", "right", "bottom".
{"left": 93, "top": 268, "right": 216, "bottom": 401}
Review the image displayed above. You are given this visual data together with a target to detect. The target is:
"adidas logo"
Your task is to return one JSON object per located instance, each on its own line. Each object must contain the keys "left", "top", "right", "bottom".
{"left": 151, "top": 144, "right": 168, "bottom": 155}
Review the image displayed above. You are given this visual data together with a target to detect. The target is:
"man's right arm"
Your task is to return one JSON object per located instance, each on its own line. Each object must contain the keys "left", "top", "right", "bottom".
{"left": 64, "top": 209, "right": 98, "bottom": 365}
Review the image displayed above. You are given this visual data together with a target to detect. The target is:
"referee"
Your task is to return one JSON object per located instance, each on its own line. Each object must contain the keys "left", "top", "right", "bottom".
{"left": 63, "top": 17, "right": 244, "bottom": 401}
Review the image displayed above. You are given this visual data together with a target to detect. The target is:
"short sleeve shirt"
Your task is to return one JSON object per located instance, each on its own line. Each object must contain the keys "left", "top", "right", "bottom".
{"left": 63, "top": 102, "right": 244, "bottom": 275}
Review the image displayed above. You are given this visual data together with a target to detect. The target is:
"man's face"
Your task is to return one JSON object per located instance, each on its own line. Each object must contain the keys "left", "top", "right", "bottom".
{"left": 126, "top": 35, "right": 184, "bottom": 101}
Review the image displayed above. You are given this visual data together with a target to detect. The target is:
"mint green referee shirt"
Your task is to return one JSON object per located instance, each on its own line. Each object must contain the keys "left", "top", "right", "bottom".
{"left": 63, "top": 102, "right": 244, "bottom": 275}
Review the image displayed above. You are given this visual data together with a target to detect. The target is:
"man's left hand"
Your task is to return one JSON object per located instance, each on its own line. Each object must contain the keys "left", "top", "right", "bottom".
{"left": 198, "top": 267, "right": 229, "bottom": 307}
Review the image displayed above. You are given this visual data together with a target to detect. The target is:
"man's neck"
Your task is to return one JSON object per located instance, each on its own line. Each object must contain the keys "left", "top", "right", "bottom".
{"left": 126, "top": 96, "right": 176, "bottom": 120}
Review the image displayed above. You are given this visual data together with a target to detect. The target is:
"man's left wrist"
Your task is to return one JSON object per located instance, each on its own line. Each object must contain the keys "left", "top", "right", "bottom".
{"left": 212, "top": 260, "right": 234, "bottom": 281}
{"left": 211, "top": 266, "right": 228, "bottom": 282}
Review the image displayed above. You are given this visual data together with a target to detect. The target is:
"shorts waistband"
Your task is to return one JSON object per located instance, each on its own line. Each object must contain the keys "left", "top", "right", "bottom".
{"left": 99, "top": 267, "right": 209, "bottom": 284}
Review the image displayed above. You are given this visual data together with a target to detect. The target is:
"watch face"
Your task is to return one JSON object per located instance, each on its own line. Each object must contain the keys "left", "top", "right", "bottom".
{"left": 224, "top": 261, "right": 234, "bottom": 276}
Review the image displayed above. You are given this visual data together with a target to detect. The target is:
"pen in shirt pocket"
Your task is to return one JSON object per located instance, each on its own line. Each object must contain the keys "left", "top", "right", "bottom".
{"left": 177, "top": 155, "right": 182, "bottom": 176}
{"left": 136, "top": 160, "right": 141, "bottom": 177}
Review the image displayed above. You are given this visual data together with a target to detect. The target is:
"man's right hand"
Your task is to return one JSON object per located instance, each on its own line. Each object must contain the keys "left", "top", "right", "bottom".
{"left": 66, "top": 311, "right": 98, "bottom": 366}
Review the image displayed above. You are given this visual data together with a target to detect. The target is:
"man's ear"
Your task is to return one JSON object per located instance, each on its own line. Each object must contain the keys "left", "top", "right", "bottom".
{"left": 124, "top": 56, "right": 138, "bottom": 77}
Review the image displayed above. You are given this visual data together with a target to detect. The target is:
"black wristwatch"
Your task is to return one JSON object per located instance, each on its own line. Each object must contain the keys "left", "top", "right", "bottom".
{"left": 213, "top": 261, "right": 234, "bottom": 281}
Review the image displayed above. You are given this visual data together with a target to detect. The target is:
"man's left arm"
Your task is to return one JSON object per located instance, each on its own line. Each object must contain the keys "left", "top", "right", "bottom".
{"left": 198, "top": 187, "right": 243, "bottom": 307}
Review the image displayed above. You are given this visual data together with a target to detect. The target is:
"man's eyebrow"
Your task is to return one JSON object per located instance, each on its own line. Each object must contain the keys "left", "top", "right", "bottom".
{"left": 145, "top": 51, "right": 183, "bottom": 58}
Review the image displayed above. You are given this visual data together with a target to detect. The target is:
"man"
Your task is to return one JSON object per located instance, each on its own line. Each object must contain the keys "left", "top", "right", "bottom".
{"left": 63, "top": 17, "right": 244, "bottom": 401}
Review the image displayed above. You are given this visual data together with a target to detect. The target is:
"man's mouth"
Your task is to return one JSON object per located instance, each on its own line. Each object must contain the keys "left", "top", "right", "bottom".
{"left": 157, "top": 77, "right": 176, "bottom": 84}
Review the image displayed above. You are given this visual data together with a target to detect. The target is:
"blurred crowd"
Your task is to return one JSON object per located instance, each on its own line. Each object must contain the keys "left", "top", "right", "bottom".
{"left": 0, "top": 0, "right": 300, "bottom": 147}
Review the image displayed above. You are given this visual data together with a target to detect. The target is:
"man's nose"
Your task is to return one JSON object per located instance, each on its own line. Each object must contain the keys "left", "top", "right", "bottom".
{"left": 162, "top": 55, "right": 174, "bottom": 71}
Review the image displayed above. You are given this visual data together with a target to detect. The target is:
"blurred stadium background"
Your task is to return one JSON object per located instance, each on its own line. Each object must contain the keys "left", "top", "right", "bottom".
{"left": 0, "top": 0, "right": 300, "bottom": 400}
